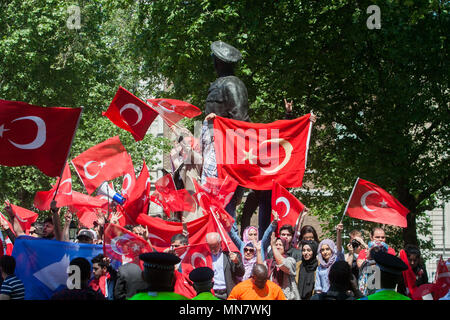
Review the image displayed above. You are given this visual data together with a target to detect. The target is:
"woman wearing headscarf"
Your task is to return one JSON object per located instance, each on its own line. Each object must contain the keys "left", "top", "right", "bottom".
{"left": 241, "top": 242, "right": 257, "bottom": 281}
{"left": 229, "top": 213, "right": 279, "bottom": 261}
{"left": 296, "top": 240, "right": 319, "bottom": 300}
{"left": 260, "top": 233, "right": 300, "bottom": 300}
{"left": 314, "top": 238, "right": 345, "bottom": 294}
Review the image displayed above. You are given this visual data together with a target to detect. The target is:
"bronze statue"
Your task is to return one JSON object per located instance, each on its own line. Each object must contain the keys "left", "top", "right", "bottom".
{"left": 205, "top": 41, "right": 250, "bottom": 122}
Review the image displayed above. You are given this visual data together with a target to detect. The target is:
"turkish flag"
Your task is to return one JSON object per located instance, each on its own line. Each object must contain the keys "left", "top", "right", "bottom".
{"left": 68, "top": 191, "right": 109, "bottom": 228}
{"left": 213, "top": 114, "right": 312, "bottom": 190}
{"left": 103, "top": 223, "right": 152, "bottom": 265}
{"left": 103, "top": 87, "right": 158, "bottom": 141}
{"left": 193, "top": 176, "right": 238, "bottom": 209}
{"left": 433, "top": 256, "right": 450, "bottom": 299}
{"left": 71, "top": 136, "right": 132, "bottom": 194}
{"left": 345, "top": 178, "right": 410, "bottom": 228}
{"left": 0, "top": 212, "right": 15, "bottom": 236}
{"left": 193, "top": 180, "right": 235, "bottom": 233}
{"left": 153, "top": 173, "right": 196, "bottom": 214}
{"left": 180, "top": 243, "right": 213, "bottom": 276}
{"left": 120, "top": 155, "right": 136, "bottom": 198}
{"left": 136, "top": 211, "right": 238, "bottom": 253}
{"left": 399, "top": 249, "right": 418, "bottom": 298}
{"left": 0, "top": 99, "right": 82, "bottom": 177}
{"left": 34, "top": 162, "right": 73, "bottom": 211}
{"left": 271, "top": 181, "right": 305, "bottom": 234}
{"left": 147, "top": 98, "right": 202, "bottom": 127}
{"left": 150, "top": 190, "right": 171, "bottom": 217}
{"left": 8, "top": 202, "right": 38, "bottom": 234}
{"left": 174, "top": 271, "right": 196, "bottom": 299}
{"left": 123, "top": 161, "right": 151, "bottom": 225}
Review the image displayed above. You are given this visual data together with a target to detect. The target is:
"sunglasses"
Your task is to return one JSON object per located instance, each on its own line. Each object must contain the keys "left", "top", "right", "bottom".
{"left": 244, "top": 248, "right": 255, "bottom": 253}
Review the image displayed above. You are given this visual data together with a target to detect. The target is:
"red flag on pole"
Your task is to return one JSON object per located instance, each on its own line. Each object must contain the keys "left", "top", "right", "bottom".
{"left": 271, "top": 180, "right": 305, "bottom": 235}
{"left": 399, "top": 249, "right": 418, "bottom": 298}
{"left": 180, "top": 243, "right": 213, "bottom": 276}
{"left": 0, "top": 99, "right": 82, "bottom": 177}
{"left": 123, "top": 161, "right": 151, "bottom": 225}
{"left": 147, "top": 98, "right": 202, "bottom": 127}
{"left": 71, "top": 136, "right": 132, "bottom": 194}
{"left": 120, "top": 156, "right": 136, "bottom": 198}
{"left": 344, "top": 178, "right": 410, "bottom": 228}
{"left": 213, "top": 114, "right": 313, "bottom": 190}
{"left": 103, "top": 86, "right": 158, "bottom": 141}
{"left": 103, "top": 223, "right": 152, "bottom": 265}
{"left": 34, "top": 162, "right": 73, "bottom": 210}
{"left": 7, "top": 202, "right": 38, "bottom": 234}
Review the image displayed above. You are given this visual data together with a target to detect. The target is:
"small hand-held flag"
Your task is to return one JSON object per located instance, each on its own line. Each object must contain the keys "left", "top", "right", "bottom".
{"left": 342, "top": 178, "right": 409, "bottom": 228}
{"left": 271, "top": 180, "right": 305, "bottom": 235}
{"left": 103, "top": 86, "right": 159, "bottom": 141}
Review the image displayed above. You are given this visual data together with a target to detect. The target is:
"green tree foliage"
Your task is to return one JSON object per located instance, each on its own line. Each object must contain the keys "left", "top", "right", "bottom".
{"left": 0, "top": 0, "right": 170, "bottom": 217}
{"left": 131, "top": 0, "right": 449, "bottom": 251}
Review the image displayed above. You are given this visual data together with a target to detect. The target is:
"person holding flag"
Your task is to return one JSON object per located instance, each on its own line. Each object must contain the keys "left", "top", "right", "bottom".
{"left": 205, "top": 232, "right": 244, "bottom": 299}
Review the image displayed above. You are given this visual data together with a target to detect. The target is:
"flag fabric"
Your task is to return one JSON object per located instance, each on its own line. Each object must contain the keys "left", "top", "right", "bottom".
{"left": 193, "top": 176, "right": 238, "bottom": 209}
{"left": 150, "top": 190, "right": 171, "bottom": 217}
{"left": 123, "top": 161, "right": 151, "bottom": 225}
{"left": 192, "top": 181, "right": 235, "bottom": 233}
{"left": 271, "top": 180, "right": 305, "bottom": 235}
{"left": 8, "top": 203, "right": 39, "bottom": 234}
{"left": 147, "top": 98, "right": 202, "bottom": 127}
{"left": 153, "top": 173, "right": 196, "bottom": 215}
{"left": 120, "top": 155, "right": 136, "bottom": 198}
{"left": 433, "top": 256, "right": 450, "bottom": 299}
{"left": 0, "top": 99, "right": 82, "bottom": 177}
{"left": 12, "top": 236, "right": 118, "bottom": 300}
{"left": 103, "top": 223, "right": 152, "bottom": 265}
{"left": 180, "top": 243, "right": 212, "bottom": 276}
{"left": 71, "top": 136, "right": 132, "bottom": 194}
{"left": 213, "top": 114, "right": 312, "bottom": 190}
{"left": 68, "top": 191, "right": 108, "bottom": 228}
{"left": 103, "top": 86, "right": 158, "bottom": 141}
{"left": 399, "top": 249, "right": 417, "bottom": 298}
{"left": 136, "top": 211, "right": 238, "bottom": 253}
{"left": 34, "top": 162, "right": 73, "bottom": 210}
{"left": 345, "top": 178, "right": 410, "bottom": 228}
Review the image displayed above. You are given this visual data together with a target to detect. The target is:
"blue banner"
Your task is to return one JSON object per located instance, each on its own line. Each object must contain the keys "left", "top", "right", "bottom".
{"left": 12, "top": 236, "right": 119, "bottom": 300}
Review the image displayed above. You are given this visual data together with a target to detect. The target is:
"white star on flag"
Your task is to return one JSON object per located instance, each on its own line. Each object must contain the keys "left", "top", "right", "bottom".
{"left": 242, "top": 148, "right": 257, "bottom": 164}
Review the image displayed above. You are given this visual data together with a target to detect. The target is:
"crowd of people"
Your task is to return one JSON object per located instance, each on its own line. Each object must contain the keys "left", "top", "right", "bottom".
{"left": 0, "top": 199, "right": 447, "bottom": 301}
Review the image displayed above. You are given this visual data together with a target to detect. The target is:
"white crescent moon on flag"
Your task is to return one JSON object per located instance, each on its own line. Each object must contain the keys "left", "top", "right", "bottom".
{"left": 191, "top": 252, "right": 207, "bottom": 268}
{"left": 276, "top": 197, "right": 291, "bottom": 218}
{"left": 145, "top": 178, "right": 151, "bottom": 190}
{"left": 361, "top": 191, "right": 379, "bottom": 212}
{"left": 122, "top": 174, "right": 132, "bottom": 194}
{"left": 120, "top": 103, "right": 143, "bottom": 126}
{"left": 83, "top": 161, "right": 100, "bottom": 180}
{"left": 259, "top": 138, "right": 293, "bottom": 174}
{"left": 59, "top": 178, "right": 73, "bottom": 195}
{"left": 110, "top": 234, "right": 131, "bottom": 256}
{"left": 157, "top": 100, "right": 175, "bottom": 113}
{"left": 8, "top": 116, "right": 46, "bottom": 150}
{"left": 147, "top": 233, "right": 166, "bottom": 243}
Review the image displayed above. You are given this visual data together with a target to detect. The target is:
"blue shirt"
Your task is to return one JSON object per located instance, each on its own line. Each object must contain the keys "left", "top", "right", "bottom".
{"left": 0, "top": 275, "right": 25, "bottom": 300}
{"left": 212, "top": 251, "right": 226, "bottom": 290}
{"left": 314, "top": 251, "right": 345, "bottom": 293}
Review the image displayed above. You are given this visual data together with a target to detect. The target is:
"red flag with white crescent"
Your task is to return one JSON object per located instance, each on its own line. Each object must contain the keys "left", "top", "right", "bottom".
{"left": 271, "top": 180, "right": 305, "bottom": 234}
{"left": 103, "top": 223, "right": 152, "bottom": 265}
{"left": 34, "top": 162, "right": 73, "bottom": 210}
{"left": 147, "top": 98, "right": 202, "bottom": 127}
{"left": 103, "top": 86, "right": 158, "bottom": 141}
{"left": 345, "top": 178, "right": 410, "bottom": 228}
{"left": 213, "top": 114, "right": 312, "bottom": 190}
{"left": 399, "top": 249, "right": 418, "bottom": 298}
{"left": 71, "top": 136, "right": 132, "bottom": 194}
{"left": 180, "top": 243, "right": 212, "bottom": 276}
{"left": 0, "top": 99, "right": 82, "bottom": 177}
{"left": 120, "top": 156, "right": 136, "bottom": 198}
{"left": 123, "top": 161, "right": 151, "bottom": 225}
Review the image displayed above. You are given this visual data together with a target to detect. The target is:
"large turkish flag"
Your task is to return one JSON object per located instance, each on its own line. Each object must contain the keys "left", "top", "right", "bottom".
{"left": 103, "top": 86, "right": 158, "bottom": 141}
{"left": 147, "top": 98, "right": 202, "bottom": 127}
{"left": 345, "top": 178, "right": 410, "bottom": 228}
{"left": 213, "top": 114, "right": 312, "bottom": 190}
{"left": 0, "top": 99, "right": 82, "bottom": 177}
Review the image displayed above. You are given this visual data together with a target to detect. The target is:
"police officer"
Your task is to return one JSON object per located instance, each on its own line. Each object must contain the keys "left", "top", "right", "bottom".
{"left": 188, "top": 267, "right": 220, "bottom": 300}
{"left": 359, "top": 250, "right": 411, "bottom": 300}
{"left": 128, "top": 252, "right": 190, "bottom": 300}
